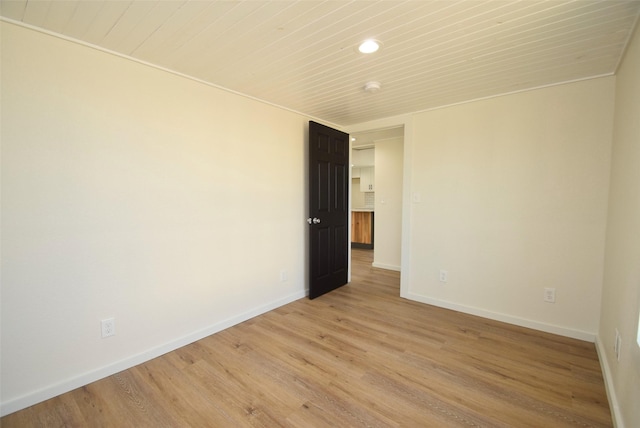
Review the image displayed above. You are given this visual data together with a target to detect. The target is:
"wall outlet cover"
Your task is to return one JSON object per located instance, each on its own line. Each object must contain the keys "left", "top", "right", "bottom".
{"left": 543, "top": 287, "right": 556, "bottom": 303}
{"left": 101, "top": 318, "right": 115, "bottom": 338}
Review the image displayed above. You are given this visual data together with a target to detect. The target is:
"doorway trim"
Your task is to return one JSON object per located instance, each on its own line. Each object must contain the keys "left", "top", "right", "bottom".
{"left": 346, "top": 115, "right": 413, "bottom": 298}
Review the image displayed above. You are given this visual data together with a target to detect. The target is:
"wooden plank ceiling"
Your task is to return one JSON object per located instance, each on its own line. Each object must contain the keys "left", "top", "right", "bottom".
{"left": 1, "top": 0, "right": 639, "bottom": 126}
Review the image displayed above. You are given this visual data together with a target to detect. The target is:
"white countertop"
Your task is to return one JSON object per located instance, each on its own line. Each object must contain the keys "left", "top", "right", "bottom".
{"left": 352, "top": 208, "right": 374, "bottom": 212}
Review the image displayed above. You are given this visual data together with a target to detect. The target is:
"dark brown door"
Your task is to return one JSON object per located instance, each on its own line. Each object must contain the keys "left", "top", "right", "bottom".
{"left": 308, "top": 121, "right": 349, "bottom": 299}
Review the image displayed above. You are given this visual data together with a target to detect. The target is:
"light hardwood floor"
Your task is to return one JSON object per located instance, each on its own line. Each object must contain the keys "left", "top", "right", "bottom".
{"left": 2, "top": 249, "right": 612, "bottom": 427}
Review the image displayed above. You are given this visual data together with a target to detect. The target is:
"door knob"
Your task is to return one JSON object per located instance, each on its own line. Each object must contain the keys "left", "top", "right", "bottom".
{"left": 307, "top": 217, "right": 321, "bottom": 224}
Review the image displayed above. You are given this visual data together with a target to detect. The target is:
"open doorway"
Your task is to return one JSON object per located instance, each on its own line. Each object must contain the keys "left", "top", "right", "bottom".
{"left": 350, "top": 126, "right": 404, "bottom": 272}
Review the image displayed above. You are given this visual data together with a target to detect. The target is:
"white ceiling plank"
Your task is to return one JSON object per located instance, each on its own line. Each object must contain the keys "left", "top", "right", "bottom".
{"left": 142, "top": 0, "right": 238, "bottom": 64}
{"left": 63, "top": 0, "right": 105, "bottom": 40}
{"left": 100, "top": 0, "right": 157, "bottom": 51}
{"left": 159, "top": 1, "right": 244, "bottom": 68}
{"left": 199, "top": 1, "right": 319, "bottom": 78}
{"left": 42, "top": 0, "right": 79, "bottom": 34}
{"left": 255, "top": 2, "right": 635, "bottom": 105}
{"left": 131, "top": 1, "right": 212, "bottom": 61}
{"left": 81, "top": 1, "right": 134, "bottom": 46}
{"left": 241, "top": 2, "right": 534, "bottom": 99}
{"left": 215, "top": 1, "right": 381, "bottom": 78}
{"left": 2, "top": 0, "right": 639, "bottom": 125}
{"left": 22, "top": 0, "right": 51, "bottom": 27}
{"left": 0, "top": 0, "right": 27, "bottom": 21}
{"left": 116, "top": 1, "right": 187, "bottom": 55}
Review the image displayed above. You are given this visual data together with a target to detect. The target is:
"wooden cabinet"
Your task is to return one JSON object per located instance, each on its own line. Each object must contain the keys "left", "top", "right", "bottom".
{"left": 351, "top": 211, "right": 374, "bottom": 249}
{"left": 359, "top": 167, "right": 375, "bottom": 192}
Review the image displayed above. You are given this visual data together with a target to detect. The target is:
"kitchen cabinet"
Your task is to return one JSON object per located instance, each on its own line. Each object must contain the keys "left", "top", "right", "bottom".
{"left": 351, "top": 211, "right": 374, "bottom": 249}
{"left": 359, "top": 167, "right": 375, "bottom": 192}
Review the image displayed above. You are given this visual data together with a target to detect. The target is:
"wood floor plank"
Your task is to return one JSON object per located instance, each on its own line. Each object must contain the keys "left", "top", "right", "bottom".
{"left": 1, "top": 249, "right": 612, "bottom": 427}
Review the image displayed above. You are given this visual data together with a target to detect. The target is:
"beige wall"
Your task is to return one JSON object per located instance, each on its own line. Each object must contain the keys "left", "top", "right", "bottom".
{"left": 406, "top": 78, "right": 614, "bottom": 339}
{"left": 373, "top": 137, "right": 404, "bottom": 270}
{"left": 1, "top": 22, "right": 310, "bottom": 414}
{"left": 599, "top": 24, "right": 640, "bottom": 427}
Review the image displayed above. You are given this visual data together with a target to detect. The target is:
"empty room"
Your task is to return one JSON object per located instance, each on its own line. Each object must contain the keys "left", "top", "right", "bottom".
{"left": 1, "top": 1, "right": 639, "bottom": 427}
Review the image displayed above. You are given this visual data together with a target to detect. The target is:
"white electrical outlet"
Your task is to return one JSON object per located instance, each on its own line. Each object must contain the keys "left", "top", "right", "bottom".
{"left": 101, "top": 318, "right": 115, "bottom": 338}
{"left": 280, "top": 270, "right": 288, "bottom": 282}
{"left": 439, "top": 270, "right": 448, "bottom": 283}
{"left": 543, "top": 287, "right": 556, "bottom": 303}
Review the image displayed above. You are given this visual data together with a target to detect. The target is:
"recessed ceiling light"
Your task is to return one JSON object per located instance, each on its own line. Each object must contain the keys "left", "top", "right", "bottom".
{"left": 358, "top": 39, "right": 381, "bottom": 54}
{"left": 364, "top": 81, "right": 381, "bottom": 93}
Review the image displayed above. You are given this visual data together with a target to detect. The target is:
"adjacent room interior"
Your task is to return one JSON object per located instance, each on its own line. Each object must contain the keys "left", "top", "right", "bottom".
{"left": 350, "top": 126, "right": 404, "bottom": 273}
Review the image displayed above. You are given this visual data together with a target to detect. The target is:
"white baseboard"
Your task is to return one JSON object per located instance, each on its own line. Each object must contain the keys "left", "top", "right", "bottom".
{"left": 0, "top": 289, "right": 307, "bottom": 417}
{"left": 595, "top": 336, "right": 624, "bottom": 427}
{"left": 372, "top": 262, "right": 401, "bottom": 271}
{"left": 403, "top": 291, "right": 596, "bottom": 342}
